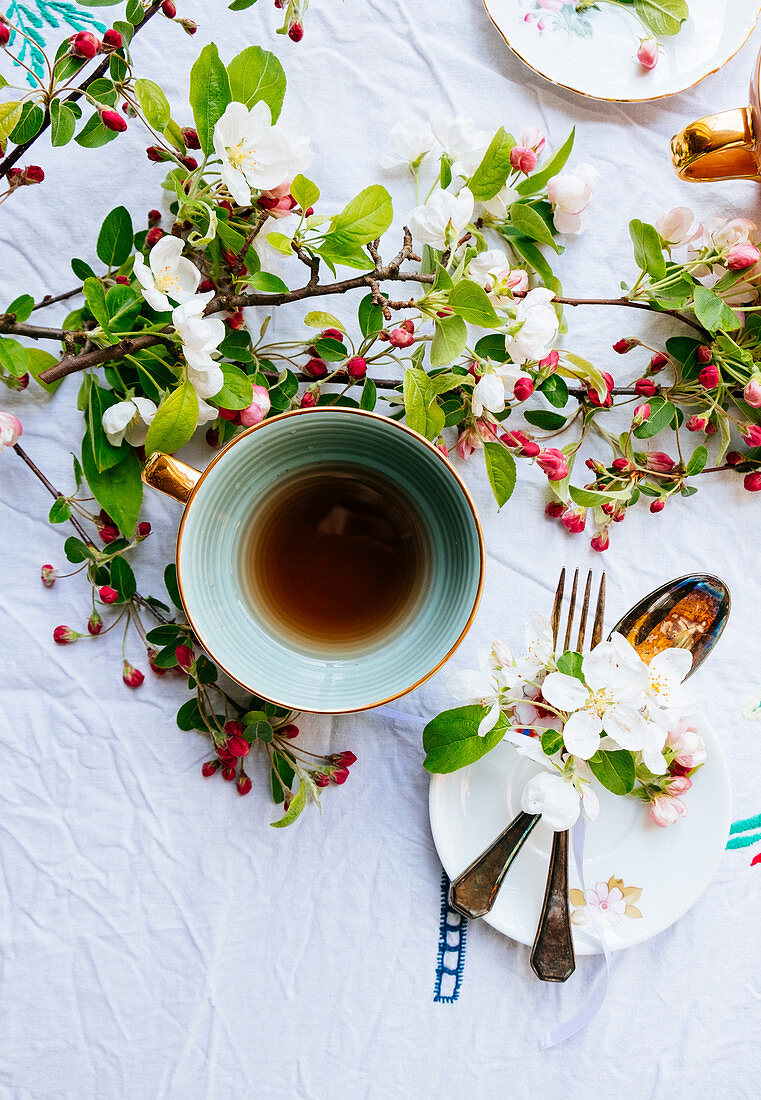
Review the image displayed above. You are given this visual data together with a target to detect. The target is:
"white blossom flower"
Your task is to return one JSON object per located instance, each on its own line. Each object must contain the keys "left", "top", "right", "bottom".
{"left": 541, "top": 639, "right": 648, "bottom": 759}
{"left": 213, "top": 100, "right": 311, "bottom": 206}
{"left": 172, "top": 291, "right": 226, "bottom": 400}
{"left": 408, "top": 187, "right": 474, "bottom": 249}
{"left": 102, "top": 397, "right": 157, "bottom": 447}
{"left": 133, "top": 235, "right": 201, "bottom": 313}
{"left": 642, "top": 646, "right": 694, "bottom": 710}
{"left": 547, "top": 163, "right": 599, "bottom": 234}
{"left": 655, "top": 206, "right": 695, "bottom": 246}
{"left": 429, "top": 111, "right": 492, "bottom": 176}
{"left": 468, "top": 248, "right": 529, "bottom": 306}
{"left": 0, "top": 410, "right": 22, "bottom": 449}
{"left": 508, "top": 287, "right": 559, "bottom": 364}
{"left": 472, "top": 361, "right": 529, "bottom": 416}
{"left": 481, "top": 183, "right": 521, "bottom": 220}
{"left": 379, "top": 118, "right": 435, "bottom": 169}
{"left": 520, "top": 769, "right": 599, "bottom": 831}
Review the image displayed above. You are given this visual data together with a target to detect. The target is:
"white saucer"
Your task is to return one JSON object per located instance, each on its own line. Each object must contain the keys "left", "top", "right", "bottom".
{"left": 429, "top": 719, "right": 730, "bottom": 954}
{"left": 482, "top": 0, "right": 760, "bottom": 102}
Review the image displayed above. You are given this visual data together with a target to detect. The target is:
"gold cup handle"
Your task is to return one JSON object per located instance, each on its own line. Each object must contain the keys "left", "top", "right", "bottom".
{"left": 671, "top": 107, "right": 760, "bottom": 182}
{"left": 142, "top": 452, "right": 201, "bottom": 505}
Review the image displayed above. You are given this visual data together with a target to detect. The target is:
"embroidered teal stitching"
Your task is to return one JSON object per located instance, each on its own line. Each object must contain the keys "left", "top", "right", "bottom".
{"left": 4, "top": 2, "right": 105, "bottom": 87}
{"left": 729, "top": 812, "right": 761, "bottom": 835}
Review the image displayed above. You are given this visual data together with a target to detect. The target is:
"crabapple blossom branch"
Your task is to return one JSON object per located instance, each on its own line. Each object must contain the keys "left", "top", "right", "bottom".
{"left": 0, "top": 1, "right": 164, "bottom": 180}
{"left": 31, "top": 286, "right": 84, "bottom": 312}
{"left": 40, "top": 330, "right": 174, "bottom": 384}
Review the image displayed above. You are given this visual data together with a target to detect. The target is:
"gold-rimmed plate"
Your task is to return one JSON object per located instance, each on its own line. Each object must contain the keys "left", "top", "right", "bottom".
{"left": 483, "top": 0, "right": 760, "bottom": 103}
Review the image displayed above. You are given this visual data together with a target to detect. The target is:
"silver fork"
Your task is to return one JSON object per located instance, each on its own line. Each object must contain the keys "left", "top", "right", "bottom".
{"left": 530, "top": 568, "right": 606, "bottom": 982}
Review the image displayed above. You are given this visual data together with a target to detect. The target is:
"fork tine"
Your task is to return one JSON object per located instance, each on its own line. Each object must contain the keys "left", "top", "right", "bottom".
{"left": 576, "top": 571, "right": 593, "bottom": 653}
{"left": 550, "top": 568, "right": 566, "bottom": 650}
{"left": 562, "top": 568, "right": 579, "bottom": 652}
{"left": 591, "top": 573, "right": 606, "bottom": 647}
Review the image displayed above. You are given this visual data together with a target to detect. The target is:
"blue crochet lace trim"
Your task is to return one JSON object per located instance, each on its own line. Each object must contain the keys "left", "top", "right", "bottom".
{"left": 433, "top": 871, "right": 468, "bottom": 1003}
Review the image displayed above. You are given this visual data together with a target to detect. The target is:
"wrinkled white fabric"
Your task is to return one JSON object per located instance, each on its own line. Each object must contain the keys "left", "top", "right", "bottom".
{"left": 1, "top": 2, "right": 761, "bottom": 1097}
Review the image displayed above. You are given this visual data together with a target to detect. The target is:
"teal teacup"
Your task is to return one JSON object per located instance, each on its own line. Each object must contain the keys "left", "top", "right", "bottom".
{"left": 143, "top": 408, "right": 484, "bottom": 713}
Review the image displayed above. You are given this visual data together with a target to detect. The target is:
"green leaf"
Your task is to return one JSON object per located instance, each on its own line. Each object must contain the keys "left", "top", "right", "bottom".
{"left": 83, "top": 278, "right": 110, "bottom": 331}
{"left": 483, "top": 441, "right": 516, "bottom": 508}
{"left": 589, "top": 748, "right": 636, "bottom": 795}
{"left": 144, "top": 381, "right": 199, "bottom": 455}
{"left": 111, "top": 555, "right": 137, "bottom": 601}
{"left": 541, "top": 728, "right": 564, "bottom": 756}
{"left": 431, "top": 314, "right": 467, "bottom": 367}
{"left": 189, "top": 43, "right": 231, "bottom": 155}
{"left": 164, "top": 563, "right": 183, "bottom": 609}
{"left": 692, "top": 285, "right": 741, "bottom": 333}
{"left": 629, "top": 219, "right": 667, "bottom": 281}
{"left": 104, "top": 284, "right": 141, "bottom": 332}
{"left": 49, "top": 498, "right": 71, "bottom": 524}
{"left": 556, "top": 650, "right": 584, "bottom": 679}
{"left": 270, "top": 781, "right": 307, "bottom": 827}
{"left": 524, "top": 409, "right": 567, "bottom": 430}
{"left": 271, "top": 750, "right": 295, "bottom": 804}
{"left": 177, "top": 698, "right": 206, "bottom": 732}
{"left": 569, "top": 485, "right": 629, "bottom": 507}
{"left": 686, "top": 444, "right": 708, "bottom": 476}
{"left": 75, "top": 114, "right": 119, "bottom": 149}
{"left": 247, "top": 271, "right": 289, "bottom": 294}
{"left": 633, "top": 0, "right": 688, "bottom": 36}
{"left": 358, "top": 293, "right": 384, "bottom": 337}
{"left": 423, "top": 705, "right": 509, "bottom": 773}
{"left": 10, "top": 103, "right": 44, "bottom": 144}
{"left": 360, "top": 376, "right": 377, "bottom": 411}
{"left": 0, "top": 102, "right": 23, "bottom": 141}
{"left": 6, "top": 294, "right": 34, "bottom": 322}
{"left": 50, "top": 99, "right": 77, "bottom": 147}
{"left": 134, "top": 78, "right": 170, "bottom": 131}
{"left": 227, "top": 45, "right": 285, "bottom": 121}
{"left": 146, "top": 624, "right": 184, "bottom": 646}
{"left": 508, "top": 202, "right": 559, "bottom": 251}
{"left": 64, "top": 536, "right": 96, "bottom": 563}
{"left": 303, "top": 310, "right": 345, "bottom": 332}
{"left": 88, "top": 383, "right": 128, "bottom": 471}
{"left": 27, "top": 348, "right": 63, "bottom": 393}
{"left": 0, "top": 338, "right": 29, "bottom": 378}
{"left": 633, "top": 396, "right": 677, "bottom": 439}
{"left": 229, "top": 0, "right": 258, "bottom": 8}
{"left": 81, "top": 434, "right": 143, "bottom": 536}
{"left": 152, "top": 644, "right": 179, "bottom": 669}
{"left": 468, "top": 127, "right": 515, "bottom": 200}
{"left": 448, "top": 279, "right": 500, "bottom": 327}
{"left": 329, "top": 185, "right": 393, "bottom": 246}
{"left": 403, "top": 368, "right": 445, "bottom": 439}
{"left": 291, "top": 173, "right": 319, "bottom": 212}
{"left": 516, "top": 129, "right": 575, "bottom": 195}
{"left": 213, "top": 363, "right": 254, "bottom": 410}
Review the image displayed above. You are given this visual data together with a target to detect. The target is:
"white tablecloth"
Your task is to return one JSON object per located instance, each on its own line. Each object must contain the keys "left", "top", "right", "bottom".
{"left": 2, "top": 1, "right": 761, "bottom": 1096}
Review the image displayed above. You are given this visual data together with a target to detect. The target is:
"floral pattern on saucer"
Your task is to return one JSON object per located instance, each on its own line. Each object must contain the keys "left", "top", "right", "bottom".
{"left": 570, "top": 876, "right": 643, "bottom": 927}
{"left": 520, "top": 0, "right": 595, "bottom": 38}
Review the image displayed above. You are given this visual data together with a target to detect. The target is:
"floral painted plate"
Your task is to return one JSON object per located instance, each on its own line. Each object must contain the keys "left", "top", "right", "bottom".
{"left": 429, "top": 718, "right": 730, "bottom": 953}
{"left": 482, "top": 0, "right": 761, "bottom": 102}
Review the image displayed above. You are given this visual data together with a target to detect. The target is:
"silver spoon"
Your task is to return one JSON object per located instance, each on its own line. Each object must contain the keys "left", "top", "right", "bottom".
{"left": 448, "top": 573, "right": 730, "bottom": 923}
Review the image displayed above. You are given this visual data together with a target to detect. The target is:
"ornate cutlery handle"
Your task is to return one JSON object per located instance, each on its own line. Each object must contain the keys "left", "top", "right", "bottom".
{"left": 448, "top": 811, "right": 540, "bottom": 919}
{"left": 530, "top": 828, "right": 575, "bottom": 982}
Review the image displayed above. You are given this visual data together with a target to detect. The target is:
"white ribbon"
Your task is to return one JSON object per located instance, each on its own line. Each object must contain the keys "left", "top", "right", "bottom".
{"left": 539, "top": 818, "right": 611, "bottom": 1049}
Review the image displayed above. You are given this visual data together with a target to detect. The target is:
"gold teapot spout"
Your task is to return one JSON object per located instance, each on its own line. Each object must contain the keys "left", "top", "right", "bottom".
{"left": 142, "top": 452, "right": 201, "bottom": 505}
{"left": 672, "top": 107, "right": 760, "bottom": 182}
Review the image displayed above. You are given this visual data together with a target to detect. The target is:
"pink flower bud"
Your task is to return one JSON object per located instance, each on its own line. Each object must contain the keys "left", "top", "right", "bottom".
{"left": 634, "top": 402, "right": 650, "bottom": 422}
{"left": 122, "top": 661, "right": 144, "bottom": 688}
{"left": 332, "top": 750, "right": 357, "bottom": 766}
{"left": 322, "top": 328, "right": 345, "bottom": 342}
{"left": 24, "top": 165, "right": 44, "bottom": 184}
{"left": 726, "top": 450, "right": 744, "bottom": 467}
{"left": 147, "top": 648, "right": 167, "bottom": 676}
{"left": 698, "top": 364, "right": 720, "bottom": 389}
{"left": 649, "top": 792, "right": 687, "bottom": 827}
{"left": 637, "top": 37, "right": 659, "bottom": 70}
{"left": 182, "top": 127, "right": 201, "bottom": 150}
{"left": 99, "top": 522, "right": 119, "bottom": 544}
{"left": 99, "top": 585, "right": 119, "bottom": 604}
{"left": 649, "top": 353, "right": 668, "bottom": 372}
{"left": 509, "top": 146, "right": 537, "bottom": 174}
{"left": 727, "top": 242, "right": 760, "bottom": 270}
{"left": 668, "top": 775, "right": 693, "bottom": 796}
{"left": 178, "top": 17, "right": 197, "bottom": 34}
{"left": 226, "top": 311, "right": 245, "bottom": 330}
{"left": 0, "top": 25, "right": 10, "bottom": 47}
{"left": 587, "top": 372, "right": 614, "bottom": 408}
{"left": 537, "top": 448, "right": 568, "bottom": 480}
{"left": 560, "top": 508, "right": 586, "bottom": 534}
{"left": 239, "top": 385, "right": 271, "bottom": 427}
{"left": 347, "top": 356, "right": 367, "bottom": 380}
{"left": 635, "top": 377, "right": 656, "bottom": 397}
{"left": 175, "top": 644, "right": 194, "bottom": 669}
{"left": 613, "top": 338, "right": 638, "bottom": 354}
{"left": 137, "top": 521, "right": 152, "bottom": 539}
{"left": 332, "top": 766, "right": 350, "bottom": 785}
{"left": 300, "top": 390, "right": 319, "bottom": 408}
{"left": 513, "top": 376, "right": 534, "bottom": 402}
{"left": 435, "top": 437, "right": 449, "bottom": 457}
{"left": 0, "top": 410, "right": 23, "bottom": 448}
{"left": 744, "top": 379, "right": 761, "bottom": 407}
{"left": 686, "top": 415, "right": 707, "bottom": 432}
{"left": 237, "top": 773, "right": 253, "bottom": 796}
{"left": 202, "top": 760, "right": 219, "bottom": 778}
{"left": 611, "top": 458, "right": 630, "bottom": 473}
{"left": 115, "top": 275, "right": 129, "bottom": 286}
{"left": 146, "top": 227, "right": 165, "bottom": 247}
{"left": 591, "top": 530, "right": 609, "bottom": 552}
{"left": 102, "top": 28, "right": 123, "bottom": 50}
{"left": 389, "top": 328, "right": 414, "bottom": 348}
{"left": 744, "top": 472, "right": 761, "bottom": 491}
{"left": 304, "top": 357, "right": 328, "bottom": 378}
{"left": 545, "top": 501, "right": 565, "bottom": 518}
{"left": 499, "top": 430, "right": 540, "bottom": 458}
{"left": 601, "top": 502, "right": 614, "bottom": 516}
{"left": 161, "top": 0, "right": 176, "bottom": 15}
{"left": 71, "top": 31, "right": 100, "bottom": 59}
{"left": 41, "top": 564, "right": 56, "bottom": 588}
{"left": 279, "top": 723, "right": 299, "bottom": 739}
{"left": 313, "top": 772, "right": 330, "bottom": 788}
{"left": 88, "top": 611, "right": 102, "bottom": 636}
{"left": 520, "top": 127, "right": 545, "bottom": 154}
{"left": 646, "top": 451, "right": 675, "bottom": 473}
{"left": 697, "top": 345, "right": 712, "bottom": 363}
{"left": 288, "top": 21, "right": 304, "bottom": 41}
{"left": 741, "top": 423, "right": 761, "bottom": 447}
{"left": 53, "top": 625, "right": 80, "bottom": 644}
{"left": 650, "top": 499, "right": 665, "bottom": 513}
{"left": 539, "top": 349, "right": 559, "bottom": 370}
{"left": 221, "top": 765, "right": 237, "bottom": 782}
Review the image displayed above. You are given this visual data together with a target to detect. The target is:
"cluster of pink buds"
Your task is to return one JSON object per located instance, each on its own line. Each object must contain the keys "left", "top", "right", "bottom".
{"left": 202, "top": 720, "right": 253, "bottom": 794}
{"left": 586, "top": 371, "right": 614, "bottom": 408}
{"left": 382, "top": 319, "right": 415, "bottom": 349}
{"left": 7, "top": 166, "right": 45, "bottom": 188}
{"left": 313, "top": 751, "right": 357, "bottom": 788}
